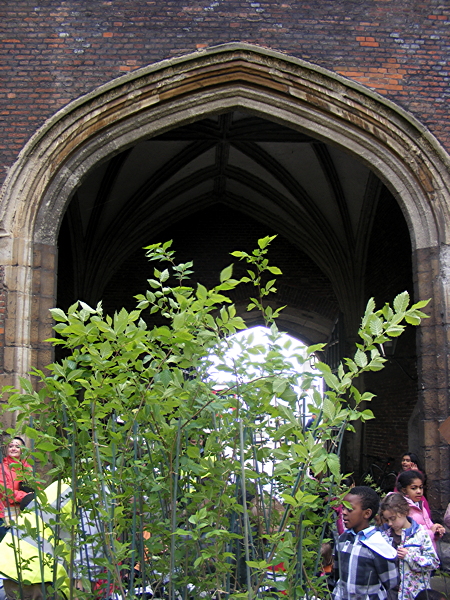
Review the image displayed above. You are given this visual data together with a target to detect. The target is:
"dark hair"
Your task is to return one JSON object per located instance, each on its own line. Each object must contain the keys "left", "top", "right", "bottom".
{"left": 348, "top": 486, "right": 380, "bottom": 520}
{"left": 415, "top": 590, "right": 447, "bottom": 600}
{"left": 342, "top": 475, "right": 355, "bottom": 488}
{"left": 398, "top": 469, "right": 424, "bottom": 491}
{"left": 380, "top": 492, "right": 409, "bottom": 516}
{"left": 403, "top": 451, "right": 423, "bottom": 472}
{"left": 12, "top": 436, "right": 25, "bottom": 446}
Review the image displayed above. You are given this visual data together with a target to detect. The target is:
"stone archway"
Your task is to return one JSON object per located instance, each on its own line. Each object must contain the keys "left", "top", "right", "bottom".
{"left": 1, "top": 43, "right": 449, "bottom": 506}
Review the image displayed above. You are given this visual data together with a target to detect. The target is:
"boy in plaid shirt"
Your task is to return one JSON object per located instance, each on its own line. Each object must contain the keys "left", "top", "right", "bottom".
{"left": 333, "top": 486, "right": 399, "bottom": 600}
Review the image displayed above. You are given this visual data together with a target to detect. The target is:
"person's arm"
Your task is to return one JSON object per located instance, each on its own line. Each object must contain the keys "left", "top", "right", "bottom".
{"left": 8, "top": 488, "right": 28, "bottom": 504}
{"left": 403, "top": 529, "right": 439, "bottom": 572}
{"left": 0, "top": 465, "right": 29, "bottom": 505}
{"left": 422, "top": 502, "right": 445, "bottom": 537}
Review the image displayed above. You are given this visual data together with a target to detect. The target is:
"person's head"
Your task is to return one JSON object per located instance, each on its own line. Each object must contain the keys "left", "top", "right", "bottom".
{"left": 341, "top": 475, "right": 355, "bottom": 489}
{"left": 398, "top": 469, "right": 425, "bottom": 503}
{"left": 342, "top": 486, "right": 380, "bottom": 533}
{"left": 320, "top": 542, "right": 333, "bottom": 568}
{"left": 401, "top": 452, "right": 422, "bottom": 472}
{"left": 6, "top": 436, "right": 25, "bottom": 460}
{"left": 380, "top": 492, "right": 410, "bottom": 534}
{"left": 415, "top": 590, "right": 447, "bottom": 600}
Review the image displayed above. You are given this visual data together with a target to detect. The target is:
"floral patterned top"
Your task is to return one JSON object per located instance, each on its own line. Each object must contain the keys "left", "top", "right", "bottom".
{"left": 381, "top": 517, "right": 439, "bottom": 600}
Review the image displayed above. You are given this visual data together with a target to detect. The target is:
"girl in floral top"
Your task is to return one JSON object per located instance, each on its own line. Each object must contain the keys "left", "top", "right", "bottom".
{"left": 380, "top": 493, "right": 439, "bottom": 600}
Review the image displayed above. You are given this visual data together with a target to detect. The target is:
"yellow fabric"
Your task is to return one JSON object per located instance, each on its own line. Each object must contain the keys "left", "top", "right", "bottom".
{"left": 0, "top": 481, "right": 72, "bottom": 597}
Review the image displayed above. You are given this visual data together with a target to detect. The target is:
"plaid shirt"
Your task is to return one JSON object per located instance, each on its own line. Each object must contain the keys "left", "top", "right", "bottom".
{"left": 333, "top": 526, "right": 399, "bottom": 600}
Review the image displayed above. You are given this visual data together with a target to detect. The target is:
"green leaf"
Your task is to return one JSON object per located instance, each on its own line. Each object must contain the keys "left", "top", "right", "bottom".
{"left": 360, "top": 409, "right": 375, "bottom": 421}
{"left": 173, "top": 312, "right": 186, "bottom": 329}
{"left": 266, "top": 266, "right": 282, "bottom": 275}
{"left": 354, "top": 349, "right": 368, "bottom": 368}
{"left": 24, "top": 426, "right": 39, "bottom": 440}
{"left": 196, "top": 284, "right": 207, "bottom": 300}
{"left": 322, "top": 371, "right": 340, "bottom": 390}
{"left": 327, "top": 453, "right": 340, "bottom": 477}
{"left": 36, "top": 440, "right": 58, "bottom": 452}
{"left": 220, "top": 264, "right": 233, "bottom": 282}
{"left": 393, "top": 291, "right": 409, "bottom": 313}
{"left": 258, "top": 235, "right": 276, "bottom": 249}
{"left": 306, "top": 343, "right": 326, "bottom": 356}
{"left": 369, "top": 315, "right": 383, "bottom": 337}
{"left": 280, "top": 493, "right": 298, "bottom": 506}
{"left": 79, "top": 301, "right": 96, "bottom": 313}
{"left": 405, "top": 314, "right": 421, "bottom": 326}
{"left": 315, "top": 361, "right": 331, "bottom": 374}
{"left": 19, "top": 377, "right": 34, "bottom": 394}
{"left": 49, "top": 308, "right": 68, "bottom": 322}
{"left": 385, "top": 325, "right": 405, "bottom": 337}
{"left": 410, "top": 299, "right": 430, "bottom": 310}
{"left": 187, "top": 445, "right": 200, "bottom": 459}
{"left": 322, "top": 397, "right": 336, "bottom": 420}
{"left": 362, "top": 298, "right": 376, "bottom": 327}
{"left": 273, "top": 378, "right": 287, "bottom": 395}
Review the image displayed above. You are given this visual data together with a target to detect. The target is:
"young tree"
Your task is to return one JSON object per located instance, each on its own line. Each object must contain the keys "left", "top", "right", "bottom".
{"left": 1, "top": 237, "right": 428, "bottom": 600}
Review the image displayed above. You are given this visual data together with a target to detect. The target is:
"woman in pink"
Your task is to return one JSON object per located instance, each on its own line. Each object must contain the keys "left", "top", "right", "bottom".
{"left": 398, "top": 470, "right": 445, "bottom": 551}
{"left": 0, "top": 437, "right": 32, "bottom": 524}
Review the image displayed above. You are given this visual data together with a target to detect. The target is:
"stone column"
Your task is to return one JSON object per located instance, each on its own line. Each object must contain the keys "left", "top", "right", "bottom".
{"left": 31, "top": 243, "right": 57, "bottom": 374}
{"left": 415, "top": 245, "right": 450, "bottom": 510}
{"left": 0, "top": 236, "right": 56, "bottom": 429}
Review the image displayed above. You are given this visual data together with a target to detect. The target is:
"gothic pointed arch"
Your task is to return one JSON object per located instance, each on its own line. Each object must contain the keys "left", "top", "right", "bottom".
{"left": 1, "top": 43, "right": 449, "bottom": 504}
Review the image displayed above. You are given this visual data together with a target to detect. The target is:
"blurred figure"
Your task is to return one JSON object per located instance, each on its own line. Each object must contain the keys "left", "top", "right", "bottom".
{"left": 0, "top": 437, "right": 33, "bottom": 541}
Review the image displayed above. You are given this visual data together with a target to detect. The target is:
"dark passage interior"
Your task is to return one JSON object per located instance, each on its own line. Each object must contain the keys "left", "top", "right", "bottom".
{"left": 57, "top": 110, "right": 415, "bottom": 475}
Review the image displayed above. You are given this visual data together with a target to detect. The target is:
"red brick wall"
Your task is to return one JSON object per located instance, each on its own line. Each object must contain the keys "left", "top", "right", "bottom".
{"left": 1, "top": 1, "right": 450, "bottom": 186}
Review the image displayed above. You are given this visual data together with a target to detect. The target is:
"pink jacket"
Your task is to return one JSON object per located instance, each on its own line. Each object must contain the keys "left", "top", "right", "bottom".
{"left": 0, "top": 456, "right": 32, "bottom": 519}
{"left": 403, "top": 494, "right": 438, "bottom": 550}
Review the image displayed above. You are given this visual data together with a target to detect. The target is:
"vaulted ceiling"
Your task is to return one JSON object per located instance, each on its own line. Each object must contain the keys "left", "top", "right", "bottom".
{"left": 60, "top": 109, "right": 397, "bottom": 340}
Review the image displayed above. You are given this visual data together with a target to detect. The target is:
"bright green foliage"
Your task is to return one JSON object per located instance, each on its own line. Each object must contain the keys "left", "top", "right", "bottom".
{"left": 1, "top": 238, "right": 429, "bottom": 600}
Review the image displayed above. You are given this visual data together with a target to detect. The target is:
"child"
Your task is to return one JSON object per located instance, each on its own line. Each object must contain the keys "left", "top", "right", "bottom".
{"left": 333, "top": 486, "right": 399, "bottom": 600}
{"left": 320, "top": 542, "right": 334, "bottom": 591}
{"left": 397, "top": 471, "right": 445, "bottom": 551}
{"left": 381, "top": 492, "right": 439, "bottom": 600}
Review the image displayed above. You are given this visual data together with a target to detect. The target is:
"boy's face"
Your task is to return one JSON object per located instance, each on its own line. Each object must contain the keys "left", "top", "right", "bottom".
{"left": 342, "top": 493, "right": 372, "bottom": 533}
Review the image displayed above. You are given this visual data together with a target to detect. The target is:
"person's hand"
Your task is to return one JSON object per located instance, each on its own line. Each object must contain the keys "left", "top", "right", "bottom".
{"left": 432, "top": 523, "right": 445, "bottom": 537}
{"left": 397, "top": 547, "right": 408, "bottom": 559}
{"left": 20, "top": 492, "right": 35, "bottom": 510}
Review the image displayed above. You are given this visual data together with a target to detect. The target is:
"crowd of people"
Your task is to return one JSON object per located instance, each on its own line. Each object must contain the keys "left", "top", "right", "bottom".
{"left": 332, "top": 451, "right": 448, "bottom": 600}
{"left": 0, "top": 440, "right": 449, "bottom": 600}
